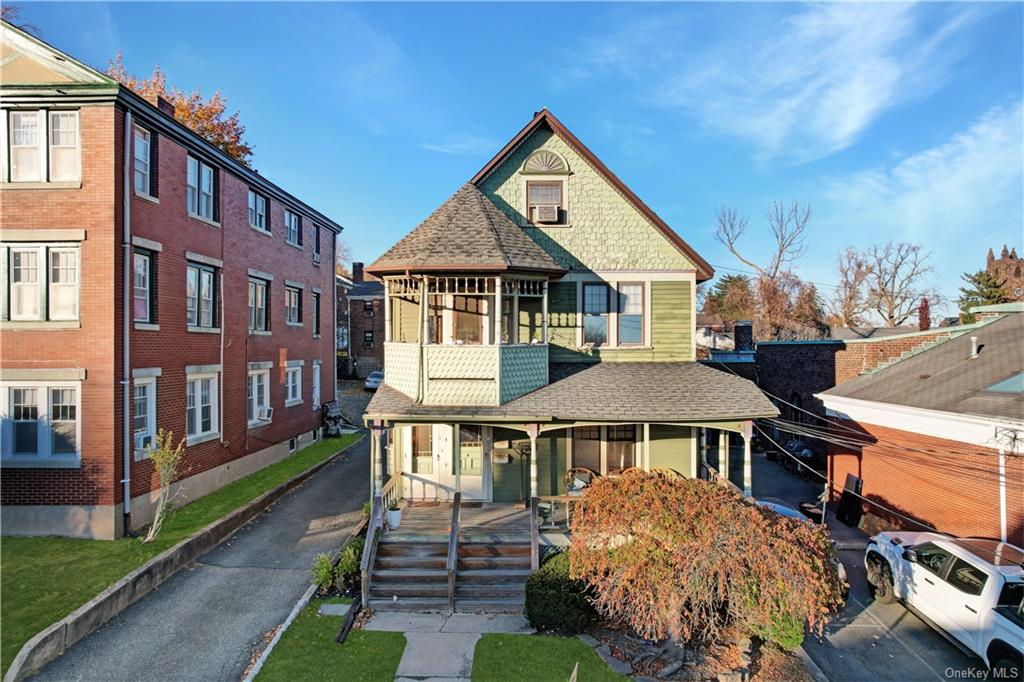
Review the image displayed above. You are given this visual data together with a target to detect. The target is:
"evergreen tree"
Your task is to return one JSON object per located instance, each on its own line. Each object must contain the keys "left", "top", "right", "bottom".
{"left": 701, "top": 274, "right": 756, "bottom": 322}
{"left": 958, "top": 270, "right": 1008, "bottom": 323}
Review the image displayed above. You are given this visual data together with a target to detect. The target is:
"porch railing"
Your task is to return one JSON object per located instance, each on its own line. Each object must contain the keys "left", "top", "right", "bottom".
{"left": 360, "top": 475, "right": 400, "bottom": 605}
{"left": 703, "top": 463, "right": 742, "bottom": 495}
{"left": 529, "top": 496, "right": 540, "bottom": 571}
{"left": 446, "top": 492, "right": 462, "bottom": 614}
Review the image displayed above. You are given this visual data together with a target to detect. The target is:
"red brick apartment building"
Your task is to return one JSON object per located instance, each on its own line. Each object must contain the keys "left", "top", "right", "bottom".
{"left": 0, "top": 22, "right": 341, "bottom": 538}
{"left": 345, "top": 262, "right": 384, "bottom": 378}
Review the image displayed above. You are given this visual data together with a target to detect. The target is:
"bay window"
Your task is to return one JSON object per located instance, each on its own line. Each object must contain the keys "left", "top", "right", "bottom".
{"left": 617, "top": 283, "right": 644, "bottom": 345}
{"left": 1, "top": 382, "right": 81, "bottom": 463}
{"left": 582, "top": 283, "right": 609, "bottom": 345}
{"left": 186, "top": 262, "right": 216, "bottom": 329}
{"left": 186, "top": 373, "right": 218, "bottom": 442}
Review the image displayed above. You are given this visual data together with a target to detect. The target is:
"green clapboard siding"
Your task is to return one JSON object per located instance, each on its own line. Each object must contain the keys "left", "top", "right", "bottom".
{"left": 649, "top": 425, "right": 694, "bottom": 476}
{"left": 491, "top": 428, "right": 567, "bottom": 502}
{"left": 548, "top": 280, "right": 692, "bottom": 363}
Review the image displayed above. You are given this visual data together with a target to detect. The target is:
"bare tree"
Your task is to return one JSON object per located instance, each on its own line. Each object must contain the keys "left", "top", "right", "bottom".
{"left": 2, "top": 5, "right": 41, "bottom": 35}
{"left": 827, "top": 247, "right": 872, "bottom": 327}
{"left": 714, "top": 201, "right": 811, "bottom": 280}
{"left": 334, "top": 233, "right": 354, "bottom": 277}
{"left": 864, "top": 241, "right": 933, "bottom": 327}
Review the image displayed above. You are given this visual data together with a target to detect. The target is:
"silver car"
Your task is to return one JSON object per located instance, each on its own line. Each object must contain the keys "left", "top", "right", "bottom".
{"left": 363, "top": 371, "right": 384, "bottom": 391}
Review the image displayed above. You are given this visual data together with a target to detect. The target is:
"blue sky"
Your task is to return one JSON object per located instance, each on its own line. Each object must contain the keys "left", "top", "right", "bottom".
{"left": 19, "top": 2, "right": 1024, "bottom": 316}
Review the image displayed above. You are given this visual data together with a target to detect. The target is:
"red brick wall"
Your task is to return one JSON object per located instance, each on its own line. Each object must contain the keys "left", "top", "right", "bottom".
{"left": 1, "top": 105, "right": 118, "bottom": 506}
{"left": 124, "top": 108, "right": 337, "bottom": 501}
{"left": 828, "top": 419, "right": 1024, "bottom": 544}
{"left": 833, "top": 330, "right": 950, "bottom": 383}
{"left": 349, "top": 297, "right": 384, "bottom": 376}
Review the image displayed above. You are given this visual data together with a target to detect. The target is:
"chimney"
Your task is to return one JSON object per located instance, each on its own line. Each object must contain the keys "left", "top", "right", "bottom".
{"left": 352, "top": 262, "right": 364, "bottom": 283}
{"left": 144, "top": 94, "right": 176, "bottom": 117}
{"left": 734, "top": 320, "right": 754, "bottom": 352}
{"left": 970, "top": 336, "right": 979, "bottom": 360}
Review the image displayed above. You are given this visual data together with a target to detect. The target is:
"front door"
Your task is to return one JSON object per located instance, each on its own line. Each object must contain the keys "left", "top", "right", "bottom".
{"left": 440, "top": 425, "right": 488, "bottom": 501}
{"left": 401, "top": 424, "right": 488, "bottom": 501}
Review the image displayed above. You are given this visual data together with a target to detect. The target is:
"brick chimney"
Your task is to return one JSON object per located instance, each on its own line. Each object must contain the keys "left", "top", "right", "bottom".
{"left": 144, "top": 94, "right": 176, "bottom": 117}
{"left": 734, "top": 320, "right": 753, "bottom": 351}
{"left": 352, "top": 262, "right": 364, "bottom": 283}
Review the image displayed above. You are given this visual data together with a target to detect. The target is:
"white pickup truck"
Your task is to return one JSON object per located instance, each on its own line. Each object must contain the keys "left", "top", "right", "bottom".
{"left": 865, "top": 531, "right": 1023, "bottom": 677}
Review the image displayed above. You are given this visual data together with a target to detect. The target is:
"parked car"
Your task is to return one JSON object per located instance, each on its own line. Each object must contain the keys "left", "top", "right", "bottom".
{"left": 754, "top": 497, "right": 849, "bottom": 595}
{"left": 865, "top": 531, "right": 1023, "bottom": 677}
{"left": 780, "top": 438, "right": 817, "bottom": 474}
{"left": 363, "top": 371, "right": 384, "bottom": 391}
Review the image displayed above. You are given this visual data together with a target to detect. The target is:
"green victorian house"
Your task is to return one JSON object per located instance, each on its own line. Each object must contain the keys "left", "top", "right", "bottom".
{"left": 360, "top": 110, "right": 777, "bottom": 610}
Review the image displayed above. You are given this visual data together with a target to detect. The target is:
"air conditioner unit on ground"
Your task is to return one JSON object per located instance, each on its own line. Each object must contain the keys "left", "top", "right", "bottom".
{"left": 534, "top": 205, "right": 559, "bottom": 223}
{"left": 258, "top": 406, "right": 274, "bottom": 422}
{"left": 134, "top": 433, "right": 152, "bottom": 451}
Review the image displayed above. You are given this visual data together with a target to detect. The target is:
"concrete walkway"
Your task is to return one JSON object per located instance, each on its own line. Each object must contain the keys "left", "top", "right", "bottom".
{"left": 33, "top": 436, "right": 370, "bottom": 682}
{"left": 364, "top": 612, "right": 533, "bottom": 681}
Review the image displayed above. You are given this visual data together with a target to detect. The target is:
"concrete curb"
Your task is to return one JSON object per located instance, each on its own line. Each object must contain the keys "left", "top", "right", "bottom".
{"left": 4, "top": 433, "right": 366, "bottom": 682}
{"left": 242, "top": 517, "right": 368, "bottom": 682}
{"left": 796, "top": 645, "right": 830, "bottom": 682}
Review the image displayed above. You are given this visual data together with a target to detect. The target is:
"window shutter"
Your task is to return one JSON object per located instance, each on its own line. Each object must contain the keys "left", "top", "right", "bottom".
{"left": 149, "top": 131, "right": 159, "bottom": 197}
{"left": 265, "top": 197, "right": 272, "bottom": 234}
{"left": 297, "top": 215, "right": 303, "bottom": 245}
{"left": 212, "top": 167, "right": 220, "bottom": 223}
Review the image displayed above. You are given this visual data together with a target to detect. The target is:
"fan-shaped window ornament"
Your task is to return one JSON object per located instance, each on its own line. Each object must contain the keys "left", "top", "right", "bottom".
{"left": 522, "top": 150, "right": 568, "bottom": 175}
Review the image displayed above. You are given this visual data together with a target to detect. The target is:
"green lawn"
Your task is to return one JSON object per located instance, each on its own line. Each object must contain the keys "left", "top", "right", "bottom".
{"left": 0, "top": 433, "right": 361, "bottom": 676}
{"left": 256, "top": 599, "right": 405, "bottom": 681}
{"left": 471, "top": 633, "right": 626, "bottom": 682}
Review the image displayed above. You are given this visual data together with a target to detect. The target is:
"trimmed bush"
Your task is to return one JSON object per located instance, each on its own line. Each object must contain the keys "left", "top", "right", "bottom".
{"left": 525, "top": 551, "right": 595, "bottom": 634}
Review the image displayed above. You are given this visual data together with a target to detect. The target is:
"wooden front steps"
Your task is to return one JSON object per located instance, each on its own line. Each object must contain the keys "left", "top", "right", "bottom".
{"left": 367, "top": 536, "right": 531, "bottom": 613}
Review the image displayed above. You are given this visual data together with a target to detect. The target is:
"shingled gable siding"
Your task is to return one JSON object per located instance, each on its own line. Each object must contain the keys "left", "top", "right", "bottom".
{"left": 547, "top": 280, "right": 692, "bottom": 363}
{"left": 477, "top": 127, "right": 696, "bottom": 272}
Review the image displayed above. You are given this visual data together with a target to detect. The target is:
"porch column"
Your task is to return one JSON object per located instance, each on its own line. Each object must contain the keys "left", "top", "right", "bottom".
{"left": 527, "top": 423, "right": 540, "bottom": 498}
{"left": 453, "top": 424, "right": 461, "bottom": 498}
{"left": 718, "top": 430, "right": 729, "bottom": 480}
{"left": 371, "top": 421, "right": 384, "bottom": 495}
{"left": 699, "top": 428, "right": 707, "bottom": 466}
{"left": 642, "top": 423, "right": 651, "bottom": 471}
{"left": 742, "top": 420, "right": 753, "bottom": 497}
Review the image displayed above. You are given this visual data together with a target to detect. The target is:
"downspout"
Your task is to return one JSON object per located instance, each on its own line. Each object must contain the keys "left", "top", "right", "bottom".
{"left": 121, "top": 109, "right": 133, "bottom": 535}
{"left": 998, "top": 447, "right": 1007, "bottom": 543}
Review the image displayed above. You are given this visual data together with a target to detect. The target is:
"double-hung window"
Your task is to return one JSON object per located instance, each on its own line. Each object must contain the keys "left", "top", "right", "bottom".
{"left": 311, "top": 292, "right": 321, "bottom": 336}
{"left": 133, "top": 377, "right": 157, "bottom": 456}
{"left": 285, "top": 285, "right": 302, "bottom": 325}
{"left": 284, "top": 210, "right": 301, "bottom": 246}
{"left": 133, "top": 250, "right": 155, "bottom": 323}
{"left": 248, "top": 278, "right": 269, "bottom": 332}
{"left": 285, "top": 365, "right": 302, "bottom": 405}
{"left": 246, "top": 369, "right": 270, "bottom": 426}
{"left": 363, "top": 300, "right": 374, "bottom": 317}
{"left": 617, "top": 283, "right": 644, "bottom": 346}
{"left": 582, "top": 283, "right": 609, "bottom": 346}
{"left": 248, "top": 190, "right": 268, "bottom": 232}
{"left": 186, "top": 373, "right": 218, "bottom": 442}
{"left": 186, "top": 156, "right": 216, "bottom": 221}
{"left": 1, "top": 382, "right": 81, "bottom": 463}
{"left": 133, "top": 127, "right": 154, "bottom": 196}
{"left": 186, "top": 262, "right": 217, "bottom": 329}
{"left": 311, "top": 360, "right": 321, "bottom": 410}
{"left": 2, "top": 243, "right": 80, "bottom": 322}
{"left": 364, "top": 331, "right": 374, "bottom": 348}
{"left": 312, "top": 225, "right": 321, "bottom": 263}
{"left": 5, "top": 110, "right": 81, "bottom": 183}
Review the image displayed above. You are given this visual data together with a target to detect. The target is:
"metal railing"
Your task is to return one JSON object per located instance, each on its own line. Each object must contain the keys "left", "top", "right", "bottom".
{"left": 529, "top": 496, "right": 540, "bottom": 571}
{"left": 446, "top": 492, "right": 462, "bottom": 614}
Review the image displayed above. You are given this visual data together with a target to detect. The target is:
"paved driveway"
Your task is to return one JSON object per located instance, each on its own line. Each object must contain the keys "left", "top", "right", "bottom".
{"left": 34, "top": 436, "right": 369, "bottom": 682}
{"left": 752, "top": 453, "right": 980, "bottom": 681}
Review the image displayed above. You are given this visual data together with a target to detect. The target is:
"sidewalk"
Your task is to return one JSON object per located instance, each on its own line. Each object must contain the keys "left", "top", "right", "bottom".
{"left": 364, "top": 612, "right": 533, "bottom": 681}
{"left": 34, "top": 437, "right": 370, "bottom": 682}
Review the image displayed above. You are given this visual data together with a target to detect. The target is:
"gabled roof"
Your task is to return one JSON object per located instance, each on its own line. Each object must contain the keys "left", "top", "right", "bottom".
{"left": 823, "top": 313, "right": 1024, "bottom": 422}
{"left": 471, "top": 109, "right": 714, "bottom": 282}
{"left": 348, "top": 281, "right": 384, "bottom": 299}
{"left": 366, "top": 183, "right": 563, "bottom": 276}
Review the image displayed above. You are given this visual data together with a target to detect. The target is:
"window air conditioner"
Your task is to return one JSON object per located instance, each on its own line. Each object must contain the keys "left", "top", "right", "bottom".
{"left": 534, "top": 205, "right": 559, "bottom": 223}
{"left": 312, "top": 253, "right": 321, "bottom": 264}
{"left": 134, "top": 433, "right": 152, "bottom": 451}
{"left": 258, "top": 407, "right": 274, "bottom": 422}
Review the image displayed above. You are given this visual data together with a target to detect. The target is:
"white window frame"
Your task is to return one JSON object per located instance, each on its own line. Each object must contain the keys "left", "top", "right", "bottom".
{"left": 247, "top": 369, "right": 270, "bottom": 427}
{"left": 284, "top": 210, "right": 301, "bottom": 246}
{"left": 48, "top": 247, "right": 79, "bottom": 321}
{"left": 7, "top": 110, "right": 45, "bottom": 182}
{"left": 285, "top": 366, "right": 302, "bottom": 406}
{"left": 134, "top": 126, "right": 151, "bottom": 196}
{"left": 311, "top": 360, "right": 321, "bottom": 411}
{"left": 186, "top": 262, "right": 217, "bottom": 329}
{"left": 47, "top": 111, "right": 80, "bottom": 182}
{"left": 285, "top": 286, "right": 302, "bottom": 325}
{"left": 133, "top": 250, "right": 153, "bottom": 323}
{"left": 187, "top": 156, "right": 216, "bottom": 221}
{"left": 311, "top": 291, "right": 320, "bottom": 336}
{"left": 248, "top": 277, "right": 269, "bottom": 332}
{"left": 2, "top": 243, "right": 80, "bottom": 322}
{"left": 185, "top": 372, "right": 219, "bottom": 444}
{"left": 0, "top": 381, "right": 82, "bottom": 465}
{"left": 133, "top": 376, "right": 157, "bottom": 458}
{"left": 248, "top": 190, "right": 268, "bottom": 233}
{"left": 312, "top": 225, "right": 321, "bottom": 263}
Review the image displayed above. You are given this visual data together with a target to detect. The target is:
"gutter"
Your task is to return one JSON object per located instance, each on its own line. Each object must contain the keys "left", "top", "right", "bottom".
{"left": 120, "top": 109, "right": 133, "bottom": 534}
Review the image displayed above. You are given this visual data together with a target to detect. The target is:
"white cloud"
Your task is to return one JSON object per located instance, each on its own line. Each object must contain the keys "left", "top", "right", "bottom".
{"left": 567, "top": 4, "right": 985, "bottom": 163}
{"left": 823, "top": 102, "right": 1024, "bottom": 242}
{"left": 421, "top": 135, "right": 497, "bottom": 156}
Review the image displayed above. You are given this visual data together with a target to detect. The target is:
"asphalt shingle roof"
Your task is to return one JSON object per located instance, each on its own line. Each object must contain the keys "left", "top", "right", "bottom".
{"left": 366, "top": 184, "right": 563, "bottom": 275}
{"left": 365, "top": 361, "right": 778, "bottom": 422}
{"left": 824, "top": 314, "right": 1024, "bottom": 422}
{"left": 348, "top": 281, "right": 383, "bottom": 298}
